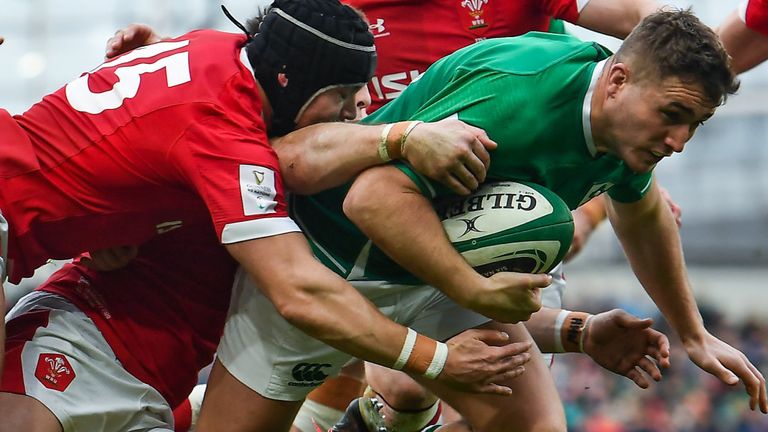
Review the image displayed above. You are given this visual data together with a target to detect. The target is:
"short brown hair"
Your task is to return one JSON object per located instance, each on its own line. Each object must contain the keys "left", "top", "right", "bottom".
{"left": 615, "top": 8, "right": 739, "bottom": 105}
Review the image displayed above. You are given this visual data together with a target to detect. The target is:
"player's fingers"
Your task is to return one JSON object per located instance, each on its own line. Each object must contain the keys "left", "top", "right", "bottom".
{"left": 637, "top": 355, "right": 662, "bottom": 382}
{"left": 626, "top": 367, "right": 650, "bottom": 389}
{"left": 463, "top": 142, "right": 488, "bottom": 184}
{"left": 528, "top": 273, "right": 553, "bottom": 289}
{"left": 649, "top": 336, "right": 672, "bottom": 368}
{"left": 442, "top": 173, "right": 472, "bottom": 196}
{"left": 495, "top": 365, "right": 526, "bottom": 384}
{"left": 0, "top": 36, "right": 5, "bottom": 45}
{"left": 469, "top": 137, "right": 491, "bottom": 171}
{"left": 741, "top": 356, "right": 766, "bottom": 411}
{"left": 449, "top": 164, "right": 479, "bottom": 192}
{"left": 462, "top": 124, "right": 498, "bottom": 151}
{"left": 106, "top": 33, "right": 126, "bottom": 58}
{"left": 495, "top": 340, "right": 534, "bottom": 358}
{"left": 479, "top": 383, "right": 513, "bottom": 396}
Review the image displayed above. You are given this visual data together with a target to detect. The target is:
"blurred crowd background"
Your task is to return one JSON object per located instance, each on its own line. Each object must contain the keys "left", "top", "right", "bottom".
{"left": 2, "top": 0, "right": 766, "bottom": 430}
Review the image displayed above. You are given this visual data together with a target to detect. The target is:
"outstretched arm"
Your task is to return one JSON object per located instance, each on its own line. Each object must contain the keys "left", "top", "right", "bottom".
{"left": 608, "top": 180, "right": 767, "bottom": 412}
{"left": 525, "top": 307, "right": 670, "bottom": 388}
{"left": 272, "top": 118, "right": 496, "bottom": 195}
{"left": 344, "top": 165, "right": 551, "bottom": 324}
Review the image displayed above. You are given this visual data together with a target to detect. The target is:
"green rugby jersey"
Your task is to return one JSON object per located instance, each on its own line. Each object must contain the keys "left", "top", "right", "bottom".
{"left": 293, "top": 33, "right": 653, "bottom": 283}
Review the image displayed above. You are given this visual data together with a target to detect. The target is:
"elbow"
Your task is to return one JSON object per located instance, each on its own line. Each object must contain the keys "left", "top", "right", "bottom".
{"left": 343, "top": 177, "right": 377, "bottom": 227}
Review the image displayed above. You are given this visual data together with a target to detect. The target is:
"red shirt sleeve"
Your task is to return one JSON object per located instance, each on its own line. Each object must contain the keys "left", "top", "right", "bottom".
{"left": 742, "top": 0, "right": 768, "bottom": 37}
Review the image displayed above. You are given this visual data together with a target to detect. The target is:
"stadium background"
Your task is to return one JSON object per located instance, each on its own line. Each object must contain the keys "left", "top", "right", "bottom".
{"left": 1, "top": 0, "right": 766, "bottom": 430}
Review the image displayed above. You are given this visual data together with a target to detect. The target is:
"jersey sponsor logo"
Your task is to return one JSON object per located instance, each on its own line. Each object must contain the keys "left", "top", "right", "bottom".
{"left": 457, "top": 0, "right": 494, "bottom": 36}
{"left": 289, "top": 362, "right": 332, "bottom": 387}
{"left": 156, "top": 220, "right": 183, "bottom": 234}
{"left": 369, "top": 18, "right": 390, "bottom": 38}
{"left": 239, "top": 165, "right": 278, "bottom": 216}
{"left": 578, "top": 182, "right": 614, "bottom": 206}
{"left": 369, "top": 70, "right": 423, "bottom": 102}
{"left": 35, "top": 353, "right": 76, "bottom": 392}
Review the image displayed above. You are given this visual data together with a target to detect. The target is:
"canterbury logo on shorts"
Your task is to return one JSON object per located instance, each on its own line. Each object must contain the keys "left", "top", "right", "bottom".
{"left": 35, "top": 353, "right": 76, "bottom": 392}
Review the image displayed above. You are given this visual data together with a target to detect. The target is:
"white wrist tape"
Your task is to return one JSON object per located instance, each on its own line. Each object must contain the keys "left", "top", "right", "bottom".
{"left": 393, "top": 327, "right": 418, "bottom": 371}
{"left": 553, "top": 309, "right": 571, "bottom": 353}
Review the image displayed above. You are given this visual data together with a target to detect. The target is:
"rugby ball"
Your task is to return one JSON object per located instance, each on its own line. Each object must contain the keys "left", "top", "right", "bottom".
{"left": 436, "top": 181, "right": 574, "bottom": 276}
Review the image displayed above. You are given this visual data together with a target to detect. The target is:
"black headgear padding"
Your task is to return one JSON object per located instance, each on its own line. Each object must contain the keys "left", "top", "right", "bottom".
{"left": 246, "top": 0, "right": 377, "bottom": 136}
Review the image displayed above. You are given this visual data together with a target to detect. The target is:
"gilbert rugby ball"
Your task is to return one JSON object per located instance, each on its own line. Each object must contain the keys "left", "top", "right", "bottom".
{"left": 437, "top": 181, "right": 574, "bottom": 276}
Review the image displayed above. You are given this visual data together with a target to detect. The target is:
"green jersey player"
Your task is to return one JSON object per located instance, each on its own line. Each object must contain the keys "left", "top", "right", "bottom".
{"left": 299, "top": 11, "right": 767, "bottom": 426}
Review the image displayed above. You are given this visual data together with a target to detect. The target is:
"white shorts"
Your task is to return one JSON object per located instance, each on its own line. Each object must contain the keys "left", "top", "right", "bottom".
{"left": 2, "top": 291, "right": 175, "bottom": 432}
{"left": 217, "top": 270, "right": 491, "bottom": 401}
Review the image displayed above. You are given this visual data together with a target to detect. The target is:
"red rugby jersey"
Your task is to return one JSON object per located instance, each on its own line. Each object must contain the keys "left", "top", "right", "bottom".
{"left": 37, "top": 221, "right": 235, "bottom": 408}
{"left": 741, "top": 0, "right": 768, "bottom": 36}
{"left": 0, "top": 30, "right": 297, "bottom": 283}
{"left": 344, "top": 0, "right": 589, "bottom": 112}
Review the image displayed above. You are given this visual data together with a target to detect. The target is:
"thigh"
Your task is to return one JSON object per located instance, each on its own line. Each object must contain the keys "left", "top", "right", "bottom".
{"left": 217, "top": 275, "right": 354, "bottom": 402}
{"left": 384, "top": 284, "right": 490, "bottom": 342}
{"left": 417, "top": 322, "right": 566, "bottom": 432}
{"left": 196, "top": 359, "right": 303, "bottom": 432}
{"left": 2, "top": 292, "right": 174, "bottom": 432}
{"left": 0, "top": 392, "right": 61, "bottom": 432}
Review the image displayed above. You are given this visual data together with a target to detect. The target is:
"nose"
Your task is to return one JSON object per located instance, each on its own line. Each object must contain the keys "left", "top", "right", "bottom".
{"left": 665, "top": 124, "right": 691, "bottom": 153}
{"left": 340, "top": 96, "right": 358, "bottom": 122}
{"left": 353, "top": 87, "right": 371, "bottom": 121}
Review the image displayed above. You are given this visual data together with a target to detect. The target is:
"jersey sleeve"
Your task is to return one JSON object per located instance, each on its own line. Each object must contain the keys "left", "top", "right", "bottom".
{"left": 740, "top": 0, "right": 768, "bottom": 36}
{"left": 607, "top": 171, "right": 654, "bottom": 203}
{"left": 541, "top": 0, "right": 591, "bottom": 23}
{"left": 175, "top": 115, "right": 300, "bottom": 244}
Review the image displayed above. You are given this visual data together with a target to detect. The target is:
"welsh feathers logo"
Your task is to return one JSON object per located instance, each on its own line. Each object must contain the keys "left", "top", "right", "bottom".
{"left": 458, "top": 0, "right": 494, "bottom": 36}
{"left": 35, "top": 353, "right": 76, "bottom": 392}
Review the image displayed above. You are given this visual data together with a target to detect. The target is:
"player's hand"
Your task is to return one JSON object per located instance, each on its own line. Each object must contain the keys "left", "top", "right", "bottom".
{"left": 402, "top": 118, "right": 497, "bottom": 196}
{"left": 582, "top": 309, "right": 671, "bottom": 389}
{"left": 0, "top": 36, "right": 5, "bottom": 46}
{"left": 684, "top": 331, "right": 767, "bottom": 413}
{"left": 82, "top": 245, "right": 139, "bottom": 271}
{"left": 105, "top": 24, "right": 163, "bottom": 59}
{"left": 464, "top": 272, "right": 548, "bottom": 323}
{"left": 438, "top": 328, "right": 532, "bottom": 395}
{"left": 659, "top": 186, "right": 682, "bottom": 227}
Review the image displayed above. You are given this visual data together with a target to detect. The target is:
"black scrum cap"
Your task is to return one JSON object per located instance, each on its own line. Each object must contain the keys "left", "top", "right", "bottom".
{"left": 246, "top": 0, "right": 376, "bottom": 136}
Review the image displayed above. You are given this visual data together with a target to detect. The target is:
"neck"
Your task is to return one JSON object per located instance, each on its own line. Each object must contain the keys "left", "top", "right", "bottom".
{"left": 590, "top": 62, "right": 612, "bottom": 155}
{"left": 256, "top": 80, "right": 274, "bottom": 131}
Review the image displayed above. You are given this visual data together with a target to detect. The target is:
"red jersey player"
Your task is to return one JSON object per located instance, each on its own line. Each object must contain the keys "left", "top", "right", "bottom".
{"left": 0, "top": 1, "right": 527, "bottom": 430}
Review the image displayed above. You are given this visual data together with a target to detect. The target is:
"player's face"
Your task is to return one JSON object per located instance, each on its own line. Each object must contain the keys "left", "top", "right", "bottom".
{"left": 296, "top": 85, "right": 364, "bottom": 127}
{"left": 606, "top": 75, "right": 715, "bottom": 173}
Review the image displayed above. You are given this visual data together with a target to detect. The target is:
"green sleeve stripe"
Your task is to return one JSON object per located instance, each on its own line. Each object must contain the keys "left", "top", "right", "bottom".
{"left": 639, "top": 176, "right": 654, "bottom": 195}
{"left": 396, "top": 161, "right": 437, "bottom": 198}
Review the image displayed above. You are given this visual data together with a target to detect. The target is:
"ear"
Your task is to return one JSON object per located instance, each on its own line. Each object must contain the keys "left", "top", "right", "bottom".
{"left": 277, "top": 73, "right": 289, "bottom": 88}
{"left": 605, "top": 63, "right": 630, "bottom": 98}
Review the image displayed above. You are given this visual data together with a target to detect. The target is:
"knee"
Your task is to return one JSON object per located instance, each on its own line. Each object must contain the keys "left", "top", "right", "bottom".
{"left": 365, "top": 364, "right": 435, "bottom": 410}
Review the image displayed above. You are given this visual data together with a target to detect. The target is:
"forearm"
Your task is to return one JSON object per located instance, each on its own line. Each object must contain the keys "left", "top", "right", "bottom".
{"left": 272, "top": 123, "right": 387, "bottom": 195}
{"left": 227, "top": 234, "right": 415, "bottom": 367}
{"left": 343, "top": 166, "right": 484, "bottom": 307}
{"left": 607, "top": 185, "right": 705, "bottom": 341}
{"left": 718, "top": 11, "right": 768, "bottom": 74}
{"left": 578, "top": 0, "right": 661, "bottom": 39}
